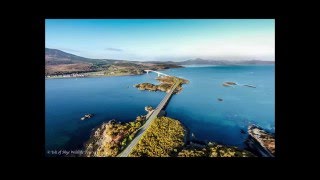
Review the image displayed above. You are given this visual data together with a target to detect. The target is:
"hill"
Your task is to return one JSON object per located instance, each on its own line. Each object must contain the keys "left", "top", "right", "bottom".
{"left": 45, "top": 48, "right": 182, "bottom": 76}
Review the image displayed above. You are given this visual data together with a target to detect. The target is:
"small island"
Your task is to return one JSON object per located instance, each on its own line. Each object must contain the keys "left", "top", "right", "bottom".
{"left": 145, "top": 105, "right": 153, "bottom": 112}
{"left": 223, "top": 81, "right": 237, "bottom": 87}
{"left": 135, "top": 76, "right": 189, "bottom": 94}
{"left": 81, "top": 114, "right": 94, "bottom": 120}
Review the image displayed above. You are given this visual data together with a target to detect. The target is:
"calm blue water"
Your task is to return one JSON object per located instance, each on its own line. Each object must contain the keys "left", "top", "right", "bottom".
{"left": 45, "top": 65, "right": 274, "bottom": 152}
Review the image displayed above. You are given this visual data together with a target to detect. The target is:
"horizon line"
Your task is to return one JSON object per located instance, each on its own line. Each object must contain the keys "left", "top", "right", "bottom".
{"left": 45, "top": 47, "right": 275, "bottom": 62}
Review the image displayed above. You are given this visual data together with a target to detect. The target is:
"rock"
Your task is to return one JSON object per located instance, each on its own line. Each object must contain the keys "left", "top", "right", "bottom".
{"left": 223, "top": 81, "right": 237, "bottom": 87}
{"left": 145, "top": 106, "right": 153, "bottom": 112}
{"left": 81, "top": 113, "right": 94, "bottom": 120}
{"left": 225, "top": 82, "right": 237, "bottom": 85}
{"left": 244, "top": 84, "right": 256, "bottom": 88}
{"left": 247, "top": 124, "right": 275, "bottom": 157}
{"left": 217, "top": 98, "right": 223, "bottom": 101}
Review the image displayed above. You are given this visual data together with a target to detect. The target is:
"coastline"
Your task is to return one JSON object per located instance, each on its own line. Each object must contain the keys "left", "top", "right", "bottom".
{"left": 45, "top": 66, "right": 184, "bottom": 80}
{"left": 45, "top": 73, "right": 145, "bottom": 80}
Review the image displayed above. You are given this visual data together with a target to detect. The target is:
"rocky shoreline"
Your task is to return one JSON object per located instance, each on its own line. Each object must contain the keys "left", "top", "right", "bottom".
{"left": 83, "top": 107, "right": 153, "bottom": 157}
{"left": 83, "top": 106, "right": 257, "bottom": 157}
{"left": 246, "top": 124, "right": 275, "bottom": 157}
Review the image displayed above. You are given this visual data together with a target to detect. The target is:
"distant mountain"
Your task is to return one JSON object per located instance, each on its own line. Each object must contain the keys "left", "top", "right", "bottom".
{"left": 176, "top": 58, "right": 274, "bottom": 65}
{"left": 45, "top": 48, "right": 126, "bottom": 65}
{"left": 145, "top": 60, "right": 177, "bottom": 64}
{"left": 46, "top": 48, "right": 90, "bottom": 62}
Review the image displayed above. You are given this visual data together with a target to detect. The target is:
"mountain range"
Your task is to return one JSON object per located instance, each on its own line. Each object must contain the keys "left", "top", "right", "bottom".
{"left": 45, "top": 48, "right": 274, "bottom": 75}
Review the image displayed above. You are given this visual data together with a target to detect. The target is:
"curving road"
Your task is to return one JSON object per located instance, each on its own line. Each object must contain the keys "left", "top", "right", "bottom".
{"left": 117, "top": 81, "right": 180, "bottom": 157}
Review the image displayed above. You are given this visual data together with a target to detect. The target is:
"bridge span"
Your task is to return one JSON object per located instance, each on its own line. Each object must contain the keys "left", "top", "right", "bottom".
{"left": 144, "top": 70, "right": 170, "bottom": 77}
{"left": 117, "top": 79, "right": 180, "bottom": 157}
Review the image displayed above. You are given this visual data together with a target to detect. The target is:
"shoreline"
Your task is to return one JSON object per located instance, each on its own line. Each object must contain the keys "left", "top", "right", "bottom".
{"left": 45, "top": 73, "right": 144, "bottom": 80}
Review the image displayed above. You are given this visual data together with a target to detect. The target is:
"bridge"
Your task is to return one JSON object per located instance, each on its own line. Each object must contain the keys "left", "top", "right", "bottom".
{"left": 117, "top": 80, "right": 180, "bottom": 157}
{"left": 144, "top": 70, "right": 170, "bottom": 77}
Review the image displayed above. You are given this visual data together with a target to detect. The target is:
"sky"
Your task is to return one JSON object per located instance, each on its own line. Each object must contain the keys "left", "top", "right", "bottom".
{"left": 45, "top": 19, "right": 275, "bottom": 61}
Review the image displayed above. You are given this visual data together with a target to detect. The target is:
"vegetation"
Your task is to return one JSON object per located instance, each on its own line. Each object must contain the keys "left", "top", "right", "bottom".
{"left": 128, "top": 116, "right": 253, "bottom": 157}
{"left": 178, "top": 143, "right": 255, "bottom": 157}
{"left": 178, "top": 147, "right": 208, "bottom": 157}
{"left": 85, "top": 114, "right": 256, "bottom": 157}
{"left": 84, "top": 115, "right": 148, "bottom": 157}
{"left": 135, "top": 76, "right": 189, "bottom": 94}
{"left": 129, "top": 117, "right": 186, "bottom": 157}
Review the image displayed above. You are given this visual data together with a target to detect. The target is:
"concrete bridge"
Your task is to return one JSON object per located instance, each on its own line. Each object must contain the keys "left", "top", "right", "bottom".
{"left": 144, "top": 70, "right": 170, "bottom": 77}
{"left": 117, "top": 80, "right": 180, "bottom": 157}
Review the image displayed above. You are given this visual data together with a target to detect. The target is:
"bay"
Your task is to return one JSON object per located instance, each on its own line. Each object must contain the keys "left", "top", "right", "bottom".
{"left": 45, "top": 65, "right": 275, "bottom": 152}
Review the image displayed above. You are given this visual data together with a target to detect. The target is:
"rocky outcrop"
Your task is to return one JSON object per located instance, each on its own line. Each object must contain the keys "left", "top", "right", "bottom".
{"left": 243, "top": 84, "right": 256, "bottom": 88}
{"left": 81, "top": 114, "right": 94, "bottom": 120}
{"left": 223, "top": 81, "right": 237, "bottom": 87}
{"left": 84, "top": 114, "right": 148, "bottom": 157}
{"left": 84, "top": 120, "right": 120, "bottom": 157}
{"left": 247, "top": 125, "right": 275, "bottom": 157}
{"left": 145, "top": 106, "right": 153, "bottom": 112}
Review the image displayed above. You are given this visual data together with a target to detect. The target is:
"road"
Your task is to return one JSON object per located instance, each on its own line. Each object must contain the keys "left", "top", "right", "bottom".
{"left": 117, "top": 81, "right": 180, "bottom": 157}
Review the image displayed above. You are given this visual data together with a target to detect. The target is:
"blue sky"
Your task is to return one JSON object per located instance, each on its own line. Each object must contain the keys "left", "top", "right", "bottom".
{"left": 45, "top": 19, "right": 275, "bottom": 61}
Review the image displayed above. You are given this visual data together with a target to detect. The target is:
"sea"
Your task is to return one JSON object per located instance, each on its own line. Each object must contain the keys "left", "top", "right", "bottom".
{"left": 45, "top": 65, "right": 275, "bottom": 155}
